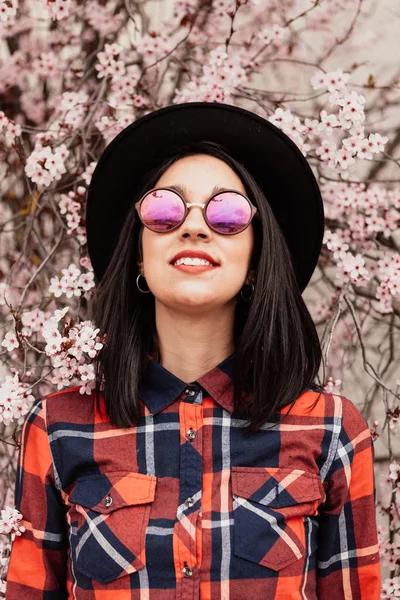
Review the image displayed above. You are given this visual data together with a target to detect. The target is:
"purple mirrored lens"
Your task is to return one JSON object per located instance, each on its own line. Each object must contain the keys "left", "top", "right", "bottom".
{"left": 207, "top": 192, "right": 251, "bottom": 233}
{"left": 140, "top": 190, "right": 185, "bottom": 231}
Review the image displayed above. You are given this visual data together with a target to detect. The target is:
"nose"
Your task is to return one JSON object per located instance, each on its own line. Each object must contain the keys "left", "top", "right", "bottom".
{"left": 180, "top": 203, "right": 211, "bottom": 236}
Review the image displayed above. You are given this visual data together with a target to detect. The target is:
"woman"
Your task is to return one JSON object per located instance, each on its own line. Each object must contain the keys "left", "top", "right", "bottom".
{"left": 6, "top": 103, "right": 381, "bottom": 599}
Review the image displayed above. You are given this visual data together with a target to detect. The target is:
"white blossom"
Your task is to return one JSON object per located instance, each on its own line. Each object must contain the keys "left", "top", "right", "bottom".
{"left": 1, "top": 331, "right": 19, "bottom": 352}
{"left": 0, "top": 373, "right": 35, "bottom": 426}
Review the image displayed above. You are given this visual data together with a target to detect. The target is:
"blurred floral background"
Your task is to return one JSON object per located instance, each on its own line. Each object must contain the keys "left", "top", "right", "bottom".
{"left": 0, "top": 0, "right": 399, "bottom": 596}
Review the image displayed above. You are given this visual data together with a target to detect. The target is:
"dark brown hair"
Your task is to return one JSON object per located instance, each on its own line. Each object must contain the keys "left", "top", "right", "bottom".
{"left": 92, "top": 140, "right": 325, "bottom": 435}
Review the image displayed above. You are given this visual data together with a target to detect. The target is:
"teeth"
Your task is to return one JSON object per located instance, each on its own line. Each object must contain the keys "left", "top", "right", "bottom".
{"left": 173, "top": 257, "right": 214, "bottom": 266}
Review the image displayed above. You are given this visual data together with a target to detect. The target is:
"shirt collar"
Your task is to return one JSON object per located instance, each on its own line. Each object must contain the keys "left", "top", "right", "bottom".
{"left": 139, "top": 352, "right": 235, "bottom": 415}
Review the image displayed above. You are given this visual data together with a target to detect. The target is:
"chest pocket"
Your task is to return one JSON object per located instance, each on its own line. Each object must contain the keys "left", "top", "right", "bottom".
{"left": 67, "top": 471, "right": 156, "bottom": 584}
{"left": 231, "top": 466, "right": 324, "bottom": 571}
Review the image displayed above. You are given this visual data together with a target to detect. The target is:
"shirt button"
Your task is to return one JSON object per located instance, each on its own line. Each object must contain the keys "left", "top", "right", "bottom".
{"left": 182, "top": 565, "right": 193, "bottom": 577}
{"left": 184, "top": 496, "right": 194, "bottom": 508}
{"left": 184, "top": 388, "right": 196, "bottom": 397}
{"left": 104, "top": 495, "right": 113, "bottom": 508}
{"left": 187, "top": 428, "right": 196, "bottom": 440}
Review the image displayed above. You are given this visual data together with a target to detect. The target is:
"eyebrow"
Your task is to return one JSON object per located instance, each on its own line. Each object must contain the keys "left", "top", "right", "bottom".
{"left": 168, "top": 184, "right": 228, "bottom": 197}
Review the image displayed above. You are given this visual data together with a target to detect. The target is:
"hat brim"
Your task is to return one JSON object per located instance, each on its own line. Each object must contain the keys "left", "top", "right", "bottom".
{"left": 86, "top": 102, "right": 324, "bottom": 291}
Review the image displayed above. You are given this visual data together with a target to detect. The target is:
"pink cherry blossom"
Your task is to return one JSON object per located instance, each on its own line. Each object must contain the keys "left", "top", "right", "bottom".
{"left": 77, "top": 363, "right": 95, "bottom": 381}
{"left": 32, "top": 51, "right": 60, "bottom": 77}
{"left": 57, "top": 90, "right": 89, "bottom": 128}
{"left": 211, "top": 0, "right": 235, "bottom": 17}
{"left": 381, "top": 576, "right": 400, "bottom": 599}
{"left": 316, "top": 140, "right": 337, "bottom": 166}
{"left": 1, "top": 330, "right": 19, "bottom": 352}
{"left": 174, "top": 0, "right": 199, "bottom": 15}
{"left": 335, "top": 147, "right": 356, "bottom": 172}
{"left": 318, "top": 110, "right": 340, "bottom": 136}
{"left": 25, "top": 144, "right": 69, "bottom": 188}
{"left": 95, "top": 113, "right": 135, "bottom": 144}
{"left": 342, "top": 136, "right": 363, "bottom": 154}
{"left": 310, "top": 71, "right": 328, "bottom": 90}
{"left": 43, "top": 324, "right": 63, "bottom": 355}
{"left": 267, "top": 108, "right": 309, "bottom": 155}
{"left": 20, "top": 90, "right": 46, "bottom": 124}
{"left": 48, "top": 276, "right": 64, "bottom": 298}
{"left": 43, "top": 0, "right": 73, "bottom": 20}
{"left": 95, "top": 43, "right": 126, "bottom": 80}
{"left": 0, "top": 373, "right": 35, "bottom": 426}
{"left": 59, "top": 191, "right": 83, "bottom": 235}
{"left": 81, "top": 162, "right": 97, "bottom": 185}
{"left": 0, "top": 506, "right": 25, "bottom": 540}
{"left": 339, "top": 252, "right": 370, "bottom": 286}
{"left": 79, "top": 256, "right": 93, "bottom": 270}
{"left": 389, "top": 461, "right": 400, "bottom": 481}
{"left": 303, "top": 118, "right": 320, "bottom": 140}
{"left": 368, "top": 132, "right": 389, "bottom": 153}
{"left": 48, "top": 263, "right": 95, "bottom": 300}
{"left": 323, "top": 229, "right": 349, "bottom": 259}
{"left": 135, "top": 32, "right": 171, "bottom": 63}
{"left": 78, "top": 271, "right": 95, "bottom": 292}
{"left": 20, "top": 308, "right": 46, "bottom": 338}
{"left": 258, "top": 24, "right": 286, "bottom": 46}
{"left": 84, "top": 1, "right": 124, "bottom": 37}
{"left": 0, "top": 0, "right": 18, "bottom": 24}
{"left": 0, "top": 112, "right": 21, "bottom": 146}
{"left": 311, "top": 68, "right": 350, "bottom": 92}
{"left": 323, "top": 377, "right": 342, "bottom": 393}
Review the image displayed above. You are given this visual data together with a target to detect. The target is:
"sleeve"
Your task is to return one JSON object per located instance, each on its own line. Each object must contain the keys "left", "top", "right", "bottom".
{"left": 6, "top": 397, "right": 68, "bottom": 599}
{"left": 316, "top": 396, "right": 381, "bottom": 599}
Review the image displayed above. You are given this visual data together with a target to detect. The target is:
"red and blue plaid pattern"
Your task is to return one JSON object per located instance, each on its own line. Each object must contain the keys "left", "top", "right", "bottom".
{"left": 6, "top": 352, "right": 381, "bottom": 599}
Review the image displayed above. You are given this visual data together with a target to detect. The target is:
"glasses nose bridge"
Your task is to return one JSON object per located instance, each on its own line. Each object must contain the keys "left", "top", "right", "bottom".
{"left": 186, "top": 201, "right": 206, "bottom": 211}
{"left": 184, "top": 201, "right": 208, "bottom": 225}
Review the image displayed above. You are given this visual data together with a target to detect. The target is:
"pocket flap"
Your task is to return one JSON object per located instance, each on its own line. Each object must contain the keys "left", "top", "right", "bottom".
{"left": 69, "top": 471, "right": 157, "bottom": 513}
{"left": 231, "top": 466, "right": 323, "bottom": 509}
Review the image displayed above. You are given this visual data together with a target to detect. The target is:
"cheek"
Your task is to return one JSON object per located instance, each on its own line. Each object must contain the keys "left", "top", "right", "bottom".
{"left": 142, "top": 230, "right": 172, "bottom": 270}
{"left": 227, "top": 231, "right": 254, "bottom": 267}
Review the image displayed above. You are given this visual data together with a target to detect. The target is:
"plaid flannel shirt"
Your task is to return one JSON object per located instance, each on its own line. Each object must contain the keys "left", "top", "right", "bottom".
{"left": 6, "top": 352, "right": 381, "bottom": 599}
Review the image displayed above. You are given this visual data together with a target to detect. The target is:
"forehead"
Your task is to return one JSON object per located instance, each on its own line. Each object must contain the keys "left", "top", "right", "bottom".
{"left": 155, "top": 154, "right": 246, "bottom": 194}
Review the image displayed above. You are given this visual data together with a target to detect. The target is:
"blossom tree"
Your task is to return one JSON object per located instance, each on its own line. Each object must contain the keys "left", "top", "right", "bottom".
{"left": 0, "top": 0, "right": 399, "bottom": 595}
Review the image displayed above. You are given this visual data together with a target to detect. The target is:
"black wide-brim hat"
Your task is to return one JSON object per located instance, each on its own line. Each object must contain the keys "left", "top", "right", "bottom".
{"left": 86, "top": 102, "right": 324, "bottom": 292}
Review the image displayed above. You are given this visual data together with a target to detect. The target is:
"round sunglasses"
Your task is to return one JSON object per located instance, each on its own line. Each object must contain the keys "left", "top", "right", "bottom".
{"left": 135, "top": 187, "right": 259, "bottom": 235}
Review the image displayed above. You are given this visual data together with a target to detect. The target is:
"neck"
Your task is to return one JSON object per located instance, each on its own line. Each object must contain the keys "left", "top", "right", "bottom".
{"left": 152, "top": 301, "right": 236, "bottom": 383}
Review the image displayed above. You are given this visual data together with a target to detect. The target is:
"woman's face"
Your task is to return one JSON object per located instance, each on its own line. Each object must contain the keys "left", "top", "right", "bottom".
{"left": 137, "top": 153, "right": 255, "bottom": 313}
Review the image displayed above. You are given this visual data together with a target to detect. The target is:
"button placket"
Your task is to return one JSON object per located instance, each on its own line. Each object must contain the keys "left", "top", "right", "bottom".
{"left": 178, "top": 399, "right": 202, "bottom": 589}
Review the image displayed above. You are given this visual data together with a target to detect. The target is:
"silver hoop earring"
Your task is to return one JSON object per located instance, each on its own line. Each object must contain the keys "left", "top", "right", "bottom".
{"left": 240, "top": 282, "right": 254, "bottom": 302}
{"left": 136, "top": 273, "right": 151, "bottom": 294}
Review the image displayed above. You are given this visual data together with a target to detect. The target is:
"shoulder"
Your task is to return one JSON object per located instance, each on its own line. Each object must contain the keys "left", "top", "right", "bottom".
{"left": 336, "top": 393, "right": 369, "bottom": 425}
{"left": 40, "top": 385, "right": 99, "bottom": 427}
{"left": 18, "top": 386, "right": 97, "bottom": 452}
{"left": 287, "top": 389, "right": 370, "bottom": 429}
{"left": 318, "top": 391, "right": 370, "bottom": 435}
{"left": 293, "top": 391, "right": 374, "bottom": 481}
{"left": 284, "top": 390, "right": 372, "bottom": 454}
{"left": 331, "top": 394, "right": 372, "bottom": 450}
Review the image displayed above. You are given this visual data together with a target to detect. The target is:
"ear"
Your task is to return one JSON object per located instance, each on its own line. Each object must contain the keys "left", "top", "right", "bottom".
{"left": 245, "top": 269, "right": 256, "bottom": 286}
